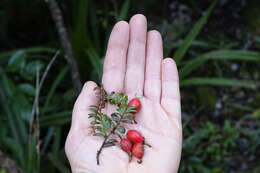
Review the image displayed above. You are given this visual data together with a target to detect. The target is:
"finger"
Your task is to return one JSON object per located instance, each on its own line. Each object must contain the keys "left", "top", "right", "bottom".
{"left": 125, "top": 14, "right": 147, "bottom": 98}
{"left": 102, "top": 21, "right": 129, "bottom": 93}
{"left": 161, "top": 58, "right": 181, "bottom": 126}
{"left": 71, "top": 81, "right": 99, "bottom": 131}
{"left": 144, "top": 30, "right": 163, "bottom": 102}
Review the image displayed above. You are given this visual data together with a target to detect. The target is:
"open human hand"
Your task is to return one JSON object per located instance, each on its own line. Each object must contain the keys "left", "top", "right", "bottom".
{"left": 65, "top": 14, "right": 182, "bottom": 173}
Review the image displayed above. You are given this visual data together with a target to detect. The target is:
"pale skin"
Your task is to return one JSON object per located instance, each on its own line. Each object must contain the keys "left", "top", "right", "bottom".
{"left": 65, "top": 14, "right": 182, "bottom": 173}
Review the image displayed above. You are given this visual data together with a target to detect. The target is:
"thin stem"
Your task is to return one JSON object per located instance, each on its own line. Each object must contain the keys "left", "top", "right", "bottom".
{"left": 96, "top": 108, "right": 126, "bottom": 165}
{"left": 29, "top": 50, "right": 60, "bottom": 135}
{"left": 46, "top": 0, "right": 82, "bottom": 94}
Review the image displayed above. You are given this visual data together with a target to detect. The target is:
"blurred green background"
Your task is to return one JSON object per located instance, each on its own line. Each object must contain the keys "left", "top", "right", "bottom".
{"left": 0, "top": 0, "right": 260, "bottom": 172}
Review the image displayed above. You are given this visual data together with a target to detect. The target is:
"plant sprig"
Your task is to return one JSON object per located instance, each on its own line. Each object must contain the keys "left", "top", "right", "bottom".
{"left": 88, "top": 86, "right": 137, "bottom": 165}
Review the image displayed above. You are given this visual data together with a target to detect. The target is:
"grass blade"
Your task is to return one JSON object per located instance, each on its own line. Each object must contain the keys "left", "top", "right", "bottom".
{"left": 0, "top": 70, "right": 27, "bottom": 145}
{"left": 41, "top": 127, "right": 55, "bottom": 154}
{"left": 181, "top": 77, "right": 258, "bottom": 89}
{"left": 85, "top": 48, "right": 102, "bottom": 81}
{"left": 0, "top": 47, "right": 56, "bottom": 62}
{"left": 117, "top": 0, "right": 130, "bottom": 21}
{"left": 180, "top": 50, "right": 260, "bottom": 79}
{"left": 173, "top": 0, "right": 216, "bottom": 64}
{"left": 25, "top": 137, "right": 38, "bottom": 173}
{"left": 40, "top": 111, "right": 72, "bottom": 127}
{"left": 42, "top": 66, "right": 69, "bottom": 113}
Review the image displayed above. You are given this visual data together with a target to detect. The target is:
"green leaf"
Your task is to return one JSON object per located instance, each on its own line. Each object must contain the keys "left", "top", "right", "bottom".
{"left": 117, "top": 0, "right": 130, "bottom": 21}
{"left": 107, "top": 139, "right": 118, "bottom": 144}
{"left": 93, "top": 133, "right": 105, "bottom": 137}
{"left": 180, "top": 50, "right": 260, "bottom": 79}
{"left": 85, "top": 48, "right": 102, "bottom": 81}
{"left": 125, "top": 113, "right": 136, "bottom": 118}
{"left": 111, "top": 113, "right": 119, "bottom": 123}
{"left": 24, "top": 60, "right": 45, "bottom": 79}
{"left": 88, "top": 113, "right": 101, "bottom": 121}
{"left": 91, "top": 121, "right": 100, "bottom": 125}
{"left": 122, "top": 119, "right": 133, "bottom": 124}
{"left": 7, "top": 50, "right": 26, "bottom": 71}
{"left": 18, "top": 83, "right": 35, "bottom": 96}
{"left": 42, "top": 66, "right": 69, "bottom": 113}
{"left": 90, "top": 108, "right": 101, "bottom": 115}
{"left": 93, "top": 126, "right": 104, "bottom": 132}
{"left": 0, "top": 47, "right": 55, "bottom": 63}
{"left": 117, "top": 126, "right": 126, "bottom": 134}
{"left": 181, "top": 77, "right": 258, "bottom": 89}
{"left": 41, "top": 127, "right": 55, "bottom": 154}
{"left": 173, "top": 0, "right": 216, "bottom": 64}
{"left": 25, "top": 136, "right": 38, "bottom": 172}
{"left": 103, "top": 142, "right": 116, "bottom": 148}
{"left": 103, "top": 118, "right": 111, "bottom": 130}
{"left": 1, "top": 73, "right": 16, "bottom": 97}
{"left": 40, "top": 111, "right": 72, "bottom": 127}
{"left": 126, "top": 106, "right": 137, "bottom": 113}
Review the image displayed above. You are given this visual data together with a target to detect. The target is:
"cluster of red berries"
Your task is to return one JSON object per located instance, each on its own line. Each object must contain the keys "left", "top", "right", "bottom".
{"left": 120, "top": 130, "right": 149, "bottom": 163}
{"left": 119, "top": 98, "right": 150, "bottom": 163}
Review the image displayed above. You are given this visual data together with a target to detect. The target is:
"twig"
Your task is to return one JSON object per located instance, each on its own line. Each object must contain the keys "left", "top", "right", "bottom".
{"left": 30, "top": 50, "right": 60, "bottom": 135}
{"left": 46, "top": 0, "right": 82, "bottom": 94}
{"left": 96, "top": 107, "right": 126, "bottom": 165}
{"left": 35, "top": 64, "right": 40, "bottom": 170}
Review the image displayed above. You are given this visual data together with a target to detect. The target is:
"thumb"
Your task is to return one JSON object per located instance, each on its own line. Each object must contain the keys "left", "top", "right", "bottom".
{"left": 70, "top": 81, "right": 100, "bottom": 132}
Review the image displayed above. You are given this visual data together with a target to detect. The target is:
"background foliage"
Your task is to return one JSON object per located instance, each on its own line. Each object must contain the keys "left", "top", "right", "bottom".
{"left": 0, "top": 0, "right": 260, "bottom": 172}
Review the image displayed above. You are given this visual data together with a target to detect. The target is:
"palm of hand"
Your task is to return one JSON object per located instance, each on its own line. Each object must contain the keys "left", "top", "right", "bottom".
{"left": 65, "top": 14, "right": 182, "bottom": 173}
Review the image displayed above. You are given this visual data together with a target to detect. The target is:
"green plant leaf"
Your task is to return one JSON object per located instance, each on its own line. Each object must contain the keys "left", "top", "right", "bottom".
{"left": 40, "top": 111, "right": 72, "bottom": 127}
{"left": 0, "top": 47, "right": 55, "bottom": 62}
{"left": 107, "top": 139, "right": 117, "bottom": 144}
{"left": 103, "top": 142, "right": 116, "bottom": 148}
{"left": 111, "top": 113, "right": 119, "bottom": 123}
{"left": 173, "top": 0, "right": 216, "bottom": 64}
{"left": 24, "top": 60, "right": 45, "bottom": 80}
{"left": 85, "top": 48, "right": 102, "bottom": 81}
{"left": 117, "top": 0, "right": 130, "bottom": 21}
{"left": 42, "top": 66, "right": 69, "bottom": 113}
{"left": 180, "top": 50, "right": 260, "bottom": 79}
{"left": 117, "top": 126, "right": 126, "bottom": 134}
{"left": 41, "top": 127, "right": 55, "bottom": 154}
{"left": 103, "top": 118, "right": 111, "bottom": 130}
{"left": 126, "top": 106, "right": 137, "bottom": 113}
{"left": 93, "top": 133, "right": 105, "bottom": 137}
{"left": 122, "top": 119, "right": 133, "bottom": 124}
{"left": 91, "top": 121, "right": 101, "bottom": 125}
{"left": 7, "top": 50, "right": 27, "bottom": 71}
{"left": 181, "top": 77, "right": 258, "bottom": 89}
{"left": 88, "top": 113, "right": 101, "bottom": 121}
{"left": 18, "top": 83, "right": 35, "bottom": 96}
{"left": 93, "top": 126, "right": 104, "bottom": 133}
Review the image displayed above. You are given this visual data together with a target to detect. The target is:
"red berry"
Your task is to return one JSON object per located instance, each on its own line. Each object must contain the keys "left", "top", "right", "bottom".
{"left": 128, "top": 98, "right": 141, "bottom": 114}
{"left": 132, "top": 143, "right": 144, "bottom": 159}
{"left": 127, "top": 130, "right": 144, "bottom": 144}
{"left": 120, "top": 139, "right": 132, "bottom": 153}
